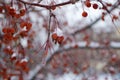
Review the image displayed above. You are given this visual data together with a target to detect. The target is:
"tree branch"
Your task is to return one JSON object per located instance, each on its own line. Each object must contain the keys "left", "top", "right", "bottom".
{"left": 46, "top": 41, "right": 120, "bottom": 64}
{"left": 19, "top": 0, "right": 79, "bottom": 10}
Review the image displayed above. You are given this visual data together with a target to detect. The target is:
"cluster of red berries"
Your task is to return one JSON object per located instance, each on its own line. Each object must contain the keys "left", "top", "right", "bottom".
{"left": 51, "top": 33, "right": 64, "bottom": 44}
{"left": 2, "top": 27, "right": 15, "bottom": 34}
{"left": 20, "top": 22, "right": 32, "bottom": 32}
{"left": 15, "top": 60, "right": 29, "bottom": 73}
{"left": 6, "top": 6, "right": 25, "bottom": 18}
{"left": 82, "top": 1, "right": 99, "bottom": 17}
{"left": 20, "top": 22, "right": 32, "bottom": 37}
{"left": 2, "top": 27, "right": 16, "bottom": 44}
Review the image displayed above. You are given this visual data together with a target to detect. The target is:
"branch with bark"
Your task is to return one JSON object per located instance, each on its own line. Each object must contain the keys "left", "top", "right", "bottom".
{"left": 19, "top": 0, "right": 79, "bottom": 10}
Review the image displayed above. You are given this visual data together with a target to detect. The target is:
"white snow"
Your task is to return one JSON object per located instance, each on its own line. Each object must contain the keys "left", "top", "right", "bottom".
{"left": 20, "top": 37, "right": 28, "bottom": 48}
